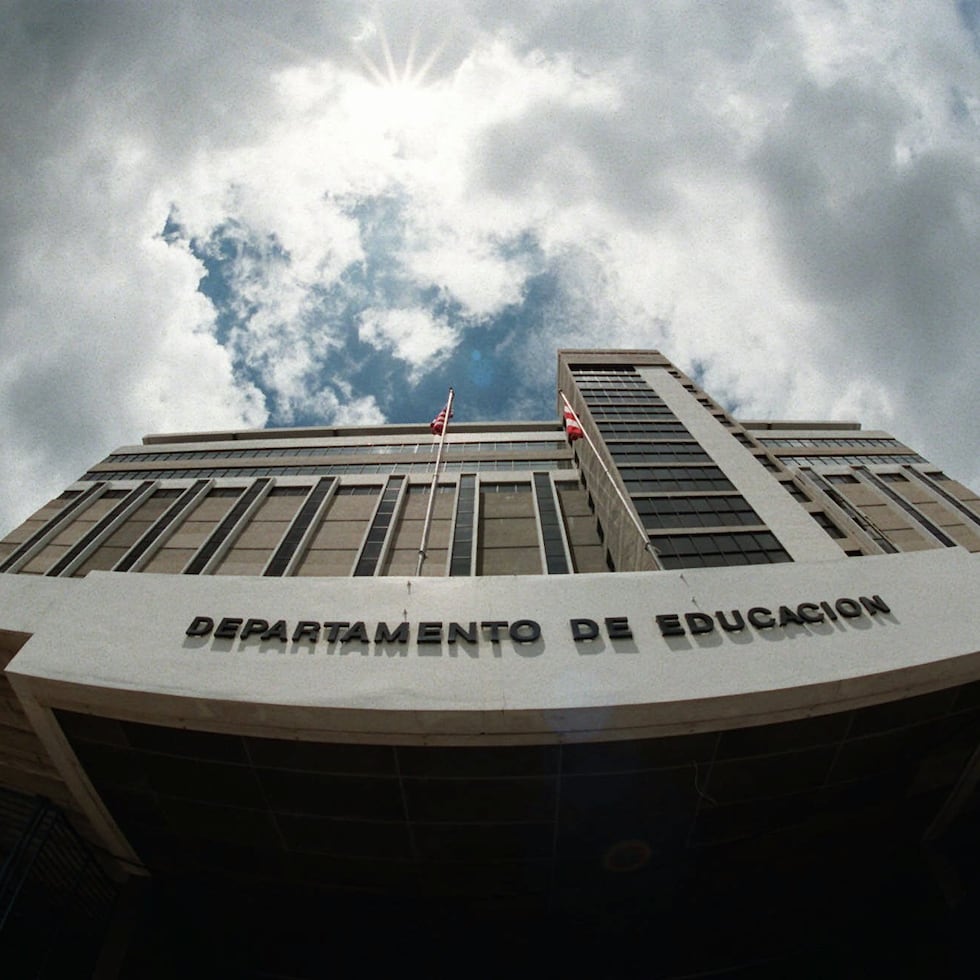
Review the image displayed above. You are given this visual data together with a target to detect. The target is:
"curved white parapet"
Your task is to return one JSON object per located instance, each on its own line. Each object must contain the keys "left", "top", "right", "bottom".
{"left": 5, "top": 548, "right": 980, "bottom": 744}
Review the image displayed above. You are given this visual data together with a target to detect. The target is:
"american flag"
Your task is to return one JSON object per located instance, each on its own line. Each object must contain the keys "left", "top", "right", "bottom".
{"left": 430, "top": 404, "right": 453, "bottom": 435}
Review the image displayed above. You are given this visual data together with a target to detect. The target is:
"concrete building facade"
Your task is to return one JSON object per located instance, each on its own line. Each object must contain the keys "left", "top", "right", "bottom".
{"left": 1, "top": 349, "right": 979, "bottom": 976}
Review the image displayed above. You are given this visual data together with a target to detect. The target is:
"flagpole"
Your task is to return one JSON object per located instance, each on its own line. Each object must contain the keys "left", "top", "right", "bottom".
{"left": 417, "top": 387, "right": 454, "bottom": 576}
{"left": 558, "top": 389, "right": 661, "bottom": 570}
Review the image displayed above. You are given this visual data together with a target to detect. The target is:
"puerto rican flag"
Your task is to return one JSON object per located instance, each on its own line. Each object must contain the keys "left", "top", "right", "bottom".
{"left": 563, "top": 406, "right": 584, "bottom": 441}
{"left": 430, "top": 404, "right": 453, "bottom": 435}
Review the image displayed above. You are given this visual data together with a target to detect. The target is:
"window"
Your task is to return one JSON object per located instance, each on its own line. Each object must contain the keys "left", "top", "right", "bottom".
{"left": 480, "top": 482, "right": 531, "bottom": 493}
{"left": 353, "top": 477, "right": 404, "bottom": 576}
{"left": 622, "top": 465, "right": 735, "bottom": 493}
{"left": 780, "top": 454, "right": 926, "bottom": 466}
{"left": 650, "top": 531, "right": 790, "bottom": 569}
{"left": 449, "top": 475, "right": 476, "bottom": 576}
{"left": 588, "top": 406, "right": 677, "bottom": 419}
{"left": 533, "top": 473, "right": 569, "bottom": 574}
{"left": 810, "top": 511, "right": 846, "bottom": 539}
{"left": 634, "top": 496, "right": 763, "bottom": 530}
{"left": 80, "top": 459, "right": 574, "bottom": 482}
{"left": 782, "top": 482, "right": 809, "bottom": 502}
{"left": 610, "top": 442, "right": 712, "bottom": 463}
{"left": 596, "top": 421, "right": 690, "bottom": 437}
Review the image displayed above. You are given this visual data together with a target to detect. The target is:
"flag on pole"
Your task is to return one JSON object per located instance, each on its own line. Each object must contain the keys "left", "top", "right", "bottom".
{"left": 430, "top": 403, "right": 453, "bottom": 435}
{"left": 563, "top": 406, "right": 584, "bottom": 441}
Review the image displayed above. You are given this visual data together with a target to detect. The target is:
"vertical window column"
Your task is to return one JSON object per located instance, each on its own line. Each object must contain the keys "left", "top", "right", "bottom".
{"left": 803, "top": 470, "right": 897, "bottom": 554}
{"left": 533, "top": 473, "right": 570, "bottom": 574}
{"left": 264, "top": 478, "right": 336, "bottom": 576}
{"left": 449, "top": 475, "right": 476, "bottom": 576}
{"left": 907, "top": 470, "right": 980, "bottom": 529}
{"left": 184, "top": 478, "right": 273, "bottom": 575}
{"left": 857, "top": 468, "right": 956, "bottom": 547}
{"left": 353, "top": 477, "right": 405, "bottom": 577}
{"left": 114, "top": 480, "right": 211, "bottom": 572}
{"left": 46, "top": 482, "right": 157, "bottom": 577}
{"left": 0, "top": 482, "right": 107, "bottom": 574}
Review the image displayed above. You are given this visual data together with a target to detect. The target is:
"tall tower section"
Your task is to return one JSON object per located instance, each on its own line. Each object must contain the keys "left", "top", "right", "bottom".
{"left": 558, "top": 350, "right": 844, "bottom": 572}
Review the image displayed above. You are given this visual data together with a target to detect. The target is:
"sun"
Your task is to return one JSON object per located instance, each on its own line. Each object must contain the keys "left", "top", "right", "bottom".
{"left": 348, "top": 16, "right": 448, "bottom": 139}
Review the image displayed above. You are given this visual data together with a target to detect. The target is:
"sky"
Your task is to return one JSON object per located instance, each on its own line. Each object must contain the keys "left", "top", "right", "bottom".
{"left": 1, "top": 1, "right": 979, "bottom": 535}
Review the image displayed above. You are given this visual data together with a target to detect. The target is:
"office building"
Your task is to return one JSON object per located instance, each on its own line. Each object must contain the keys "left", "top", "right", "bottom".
{"left": 1, "top": 349, "right": 979, "bottom": 976}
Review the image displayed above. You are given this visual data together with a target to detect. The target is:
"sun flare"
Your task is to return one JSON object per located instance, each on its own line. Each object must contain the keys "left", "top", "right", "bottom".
{"left": 352, "top": 17, "right": 444, "bottom": 95}
{"left": 348, "top": 17, "right": 449, "bottom": 139}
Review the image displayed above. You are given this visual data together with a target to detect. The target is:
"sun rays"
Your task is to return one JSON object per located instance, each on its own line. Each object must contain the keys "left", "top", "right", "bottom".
{"left": 344, "top": 15, "right": 454, "bottom": 148}
{"left": 352, "top": 16, "right": 444, "bottom": 96}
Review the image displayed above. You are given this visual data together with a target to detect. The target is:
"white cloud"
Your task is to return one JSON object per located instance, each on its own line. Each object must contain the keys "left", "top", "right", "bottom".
{"left": 358, "top": 307, "right": 458, "bottom": 380}
{"left": 406, "top": 237, "right": 528, "bottom": 318}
